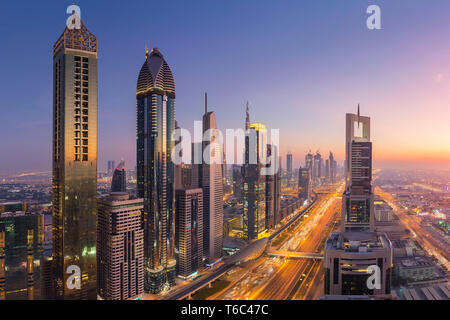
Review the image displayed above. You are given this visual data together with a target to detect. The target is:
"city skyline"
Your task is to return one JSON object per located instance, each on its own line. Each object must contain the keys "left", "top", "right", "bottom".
{"left": 0, "top": 1, "right": 448, "bottom": 304}
{"left": 1, "top": 1, "right": 449, "bottom": 175}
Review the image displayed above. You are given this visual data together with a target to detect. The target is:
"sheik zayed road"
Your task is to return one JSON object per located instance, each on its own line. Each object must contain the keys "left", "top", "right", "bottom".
{"left": 214, "top": 182, "right": 344, "bottom": 300}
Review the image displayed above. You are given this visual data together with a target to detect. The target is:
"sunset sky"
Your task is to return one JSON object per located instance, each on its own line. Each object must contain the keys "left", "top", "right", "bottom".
{"left": 0, "top": 0, "right": 449, "bottom": 174}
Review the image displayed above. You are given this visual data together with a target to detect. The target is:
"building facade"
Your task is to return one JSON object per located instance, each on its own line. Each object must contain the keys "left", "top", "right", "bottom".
{"left": 136, "top": 47, "right": 176, "bottom": 293}
{"left": 97, "top": 193, "right": 144, "bottom": 300}
{"left": 51, "top": 18, "right": 98, "bottom": 299}
{"left": 0, "top": 212, "right": 44, "bottom": 300}
{"left": 175, "top": 188, "right": 203, "bottom": 278}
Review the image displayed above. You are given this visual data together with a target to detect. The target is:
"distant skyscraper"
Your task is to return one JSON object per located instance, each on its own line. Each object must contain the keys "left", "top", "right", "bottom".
{"left": 313, "top": 152, "right": 322, "bottom": 180}
{"left": 325, "top": 159, "right": 330, "bottom": 180}
{"left": 298, "top": 167, "right": 312, "bottom": 202}
{"left": 329, "top": 151, "right": 336, "bottom": 183}
{"left": 305, "top": 152, "right": 313, "bottom": 171}
{"left": 243, "top": 112, "right": 267, "bottom": 240}
{"left": 111, "top": 160, "right": 126, "bottom": 192}
{"left": 201, "top": 93, "right": 224, "bottom": 263}
{"left": 97, "top": 193, "right": 144, "bottom": 300}
{"left": 51, "top": 14, "right": 98, "bottom": 299}
{"left": 136, "top": 47, "right": 176, "bottom": 293}
{"left": 324, "top": 107, "right": 392, "bottom": 297}
{"left": 286, "top": 153, "right": 293, "bottom": 175}
{"left": 175, "top": 188, "right": 203, "bottom": 278}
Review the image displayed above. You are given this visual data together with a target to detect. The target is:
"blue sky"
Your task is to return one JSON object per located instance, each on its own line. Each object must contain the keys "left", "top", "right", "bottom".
{"left": 1, "top": 0, "right": 449, "bottom": 174}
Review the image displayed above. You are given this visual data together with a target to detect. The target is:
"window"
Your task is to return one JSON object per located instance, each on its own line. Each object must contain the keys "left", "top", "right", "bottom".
{"left": 82, "top": 57, "right": 88, "bottom": 62}
{"left": 83, "top": 95, "right": 88, "bottom": 101}
{"left": 82, "top": 109, "right": 88, "bottom": 115}
{"left": 83, "top": 63, "right": 88, "bottom": 68}
{"left": 83, "top": 76, "right": 88, "bottom": 81}
{"left": 82, "top": 102, "right": 88, "bottom": 108}
{"left": 82, "top": 124, "right": 88, "bottom": 130}
{"left": 82, "top": 155, "right": 88, "bottom": 161}
{"left": 82, "top": 116, "right": 88, "bottom": 122}
{"left": 83, "top": 147, "right": 88, "bottom": 153}
{"left": 74, "top": 56, "right": 81, "bottom": 61}
{"left": 82, "top": 139, "right": 88, "bottom": 145}
{"left": 82, "top": 131, "right": 88, "bottom": 138}
{"left": 83, "top": 82, "right": 88, "bottom": 87}
{"left": 83, "top": 69, "right": 88, "bottom": 75}
{"left": 83, "top": 88, "right": 88, "bottom": 94}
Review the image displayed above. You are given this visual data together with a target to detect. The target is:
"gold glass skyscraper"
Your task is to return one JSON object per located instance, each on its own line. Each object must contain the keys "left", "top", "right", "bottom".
{"left": 51, "top": 17, "right": 98, "bottom": 299}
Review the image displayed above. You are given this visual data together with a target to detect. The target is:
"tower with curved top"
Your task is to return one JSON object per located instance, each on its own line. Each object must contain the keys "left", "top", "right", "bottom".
{"left": 136, "top": 47, "right": 176, "bottom": 293}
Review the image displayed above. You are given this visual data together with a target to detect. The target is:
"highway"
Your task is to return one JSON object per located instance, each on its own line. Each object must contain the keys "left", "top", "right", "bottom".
{"left": 376, "top": 186, "right": 450, "bottom": 270}
{"left": 162, "top": 186, "right": 320, "bottom": 300}
{"left": 215, "top": 182, "right": 344, "bottom": 300}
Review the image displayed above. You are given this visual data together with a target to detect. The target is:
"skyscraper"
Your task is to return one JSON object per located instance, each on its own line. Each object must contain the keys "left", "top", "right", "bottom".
{"left": 286, "top": 153, "right": 293, "bottom": 175}
{"left": 312, "top": 152, "right": 321, "bottom": 180}
{"left": 232, "top": 165, "right": 243, "bottom": 203}
{"left": 97, "top": 193, "right": 144, "bottom": 300}
{"left": 175, "top": 188, "right": 203, "bottom": 278}
{"left": 298, "top": 167, "right": 312, "bottom": 202}
{"left": 136, "top": 47, "right": 176, "bottom": 293}
{"left": 111, "top": 160, "right": 126, "bottom": 193}
{"left": 324, "top": 107, "right": 392, "bottom": 297}
{"left": 329, "top": 151, "right": 336, "bottom": 183}
{"left": 305, "top": 152, "right": 313, "bottom": 171}
{"left": 201, "top": 93, "right": 224, "bottom": 263}
{"left": 243, "top": 112, "right": 267, "bottom": 240}
{"left": 51, "top": 14, "right": 98, "bottom": 299}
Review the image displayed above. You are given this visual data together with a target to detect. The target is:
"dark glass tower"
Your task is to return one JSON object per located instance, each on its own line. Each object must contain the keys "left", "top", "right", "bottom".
{"left": 136, "top": 47, "right": 176, "bottom": 293}
{"left": 51, "top": 17, "right": 98, "bottom": 299}
{"left": 111, "top": 160, "right": 126, "bottom": 192}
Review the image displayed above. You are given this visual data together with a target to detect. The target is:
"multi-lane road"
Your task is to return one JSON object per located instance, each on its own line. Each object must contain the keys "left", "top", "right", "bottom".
{"left": 376, "top": 186, "right": 450, "bottom": 270}
{"left": 215, "top": 182, "right": 344, "bottom": 300}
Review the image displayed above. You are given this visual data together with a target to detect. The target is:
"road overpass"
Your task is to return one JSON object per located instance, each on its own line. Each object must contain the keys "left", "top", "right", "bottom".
{"left": 267, "top": 250, "right": 324, "bottom": 260}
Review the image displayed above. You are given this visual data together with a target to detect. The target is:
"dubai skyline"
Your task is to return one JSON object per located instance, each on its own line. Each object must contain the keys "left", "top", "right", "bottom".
{"left": 1, "top": 0, "right": 449, "bottom": 175}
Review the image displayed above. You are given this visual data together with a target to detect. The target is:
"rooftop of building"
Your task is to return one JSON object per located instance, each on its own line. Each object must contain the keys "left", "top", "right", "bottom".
{"left": 0, "top": 211, "right": 41, "bottom": 218}
{"left": 395, "top": 256, "right": 436, "bottom": 268}
{"left": 325, "top": 231, "right": 392, "bottom": 252}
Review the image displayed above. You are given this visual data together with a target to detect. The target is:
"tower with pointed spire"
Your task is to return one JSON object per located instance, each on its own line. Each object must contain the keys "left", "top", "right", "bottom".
{"left": 200, "top": 94, "right": 224, "bottom": 263}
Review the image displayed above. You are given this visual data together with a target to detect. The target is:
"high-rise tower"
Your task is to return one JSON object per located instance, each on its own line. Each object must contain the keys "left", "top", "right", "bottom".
{"left": 243, "top": 118, "right": 267, "bottom": 241}
{"left": 201, "top": 94, "right": 224, "bottom": 263}
{"left": 51, "top": 13, "right": 98, "bottom": 299}
{"left": 136, "top": 47, "right": 176, "bottom": 293}
{"left": 111, "top": 160, "right": 126, "bottom": 193}
{"left": 323, "top": 107, "right": 392, "bottom": 297}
